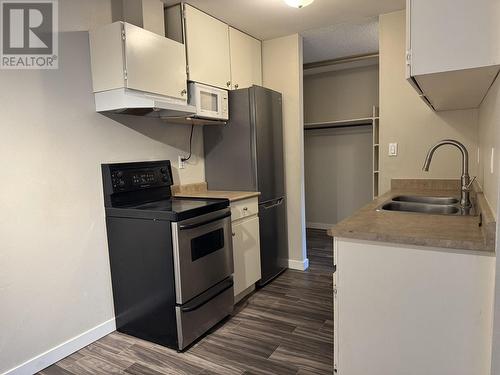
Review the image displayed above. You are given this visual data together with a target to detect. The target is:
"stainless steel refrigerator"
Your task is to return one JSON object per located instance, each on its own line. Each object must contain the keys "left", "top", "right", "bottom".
{"left": 203, "top": 85, "right": 288, "bottom": 286}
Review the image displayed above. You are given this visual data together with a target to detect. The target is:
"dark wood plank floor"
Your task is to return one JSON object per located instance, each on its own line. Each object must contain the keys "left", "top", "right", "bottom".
{"left": 39, "top": 229, "right": 333, "bottom": 375}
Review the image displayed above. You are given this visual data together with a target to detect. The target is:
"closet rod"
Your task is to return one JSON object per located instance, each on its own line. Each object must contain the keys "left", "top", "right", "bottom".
{"left": 304, "top": 122, "right": 373, "bottom": 131}
{"left": 303, "top": 52, "right": 379, "bottom": 70}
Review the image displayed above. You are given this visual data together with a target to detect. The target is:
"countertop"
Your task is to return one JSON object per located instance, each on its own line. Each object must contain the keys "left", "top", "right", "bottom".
{"left": 172, "top": 182, "right": 260, "bottom": 203}
{"left": 328, "top": 179, "right": 496, "bottom": 253}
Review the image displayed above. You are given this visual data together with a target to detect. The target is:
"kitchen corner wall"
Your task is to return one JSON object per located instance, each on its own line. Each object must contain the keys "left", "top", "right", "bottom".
{"left": 379, "top": 11, "right": 479, "bottom": 195}
{"left": 478, "top": 76, "right": 500, "bottom": 217}
{"left": 262, "top": 34, "right": 308, "bottom": 270}
{"left": 478, "top": 61, "right": 500, "bottom": 374}
{"left": 0, "top": 1, "right": 205, "bottom": 373}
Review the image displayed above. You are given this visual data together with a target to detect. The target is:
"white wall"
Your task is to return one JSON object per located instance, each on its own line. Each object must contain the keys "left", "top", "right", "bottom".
{"left": 379, "top": 11, "right": 479, "bottom": 195}
{"left": 304, "top": 65, "right": 379, "bottom": 123}
{"left": 0, "top": 1, "right": 205, "bottom": 373}
{"left": 478, "top": 76, "right": 500, "bottom": 217}
{"left": 477, "top": 73, "right": 500, "bottom": 373}
{"left": 304, "top": 126, "right": 373, "bottom": 228}
{"left": 262, "top": 34, "right": 308, "bottom": 271}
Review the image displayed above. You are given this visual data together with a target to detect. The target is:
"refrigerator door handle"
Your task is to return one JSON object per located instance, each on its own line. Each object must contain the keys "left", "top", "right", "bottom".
{"left": 260, "top": 197, "right": 284, "bottom": 210}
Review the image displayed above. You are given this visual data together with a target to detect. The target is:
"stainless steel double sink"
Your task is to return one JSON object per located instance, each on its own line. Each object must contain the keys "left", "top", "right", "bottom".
{"left": 378, "top": 195, "right": 477, "bottom": 216}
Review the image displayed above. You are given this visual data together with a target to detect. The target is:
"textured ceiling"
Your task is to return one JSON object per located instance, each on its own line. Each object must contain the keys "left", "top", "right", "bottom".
{"left": 165, "top": 0, "right": 405, "bottom": 40}
{"left": 302, "top": 18, "right": 379, "bottom": 64}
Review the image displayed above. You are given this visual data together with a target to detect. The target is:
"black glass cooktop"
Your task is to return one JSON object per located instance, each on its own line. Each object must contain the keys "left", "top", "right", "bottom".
{"left": 106, "top": 197, "right": 229, "bottom": 222}
{"left": 132, "top": 198, "right": 224, "bottom": 214}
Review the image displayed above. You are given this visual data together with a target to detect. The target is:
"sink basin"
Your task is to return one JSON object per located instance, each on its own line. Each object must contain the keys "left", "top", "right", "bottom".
{"left": 392, "top": 195, "right": 459, "bottom": 205}
{"left": 381, "top": 201, "right": 461, "bottom": 215}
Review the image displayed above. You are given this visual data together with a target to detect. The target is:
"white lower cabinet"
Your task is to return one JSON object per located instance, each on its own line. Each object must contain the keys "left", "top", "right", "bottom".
{"left": 333, "top": 269, "right": 338, "bottom": 373}
{"left": 231, "top": 198, "right": 261, "bottom": 300}
{"left": 333, "top": 238, "right": 495, "bottom": 375}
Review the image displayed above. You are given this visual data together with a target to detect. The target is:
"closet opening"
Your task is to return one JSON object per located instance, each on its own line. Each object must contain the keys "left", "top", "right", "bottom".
{"left": 302, "top": 45, "right": 380, "bottom": 266}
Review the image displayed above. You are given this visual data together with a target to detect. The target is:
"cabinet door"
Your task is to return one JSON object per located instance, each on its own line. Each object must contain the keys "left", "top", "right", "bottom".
{"left": 408, "top": 0, "right": 500, "bottom": 76}
{"left": 229, "top": 27, "right": 262, "bottom": 90}
{"left": 232, "top": 216, "right": 261, "bottom": 296}
{"left": 333, "top": 269, "right": 339, "bottom": 373}
{"left": 124, "top": 23, "right": 187, "bottom": 100}
{"left": 184, "top": 4, "right": 231, "bottom": 89}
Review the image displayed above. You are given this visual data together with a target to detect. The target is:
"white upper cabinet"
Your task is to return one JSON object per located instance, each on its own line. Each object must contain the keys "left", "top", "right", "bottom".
{"left": 166, "top": 4, "right": 263, "bottom": 91}
{"left": 183, "top": 4, "right": 232, "bottom": 89}
{"left": 89, "top": 22, "right": 188, "bottom": 101}
{"left": 406, "top": 0, "right": 500, "bottom": 111}
{"left": 229, "top": 27, "right": 262, "bottom": 90}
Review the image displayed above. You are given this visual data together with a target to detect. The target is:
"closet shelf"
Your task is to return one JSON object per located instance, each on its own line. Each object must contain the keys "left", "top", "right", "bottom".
{"left": 304, "top": 117, "right": 374, "bottom": 130}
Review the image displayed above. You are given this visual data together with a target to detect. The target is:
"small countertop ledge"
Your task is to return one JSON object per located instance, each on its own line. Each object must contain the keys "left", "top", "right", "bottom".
{"left": 172, "top": 182, "right": 260, "bottom": 202}
{"left": 328, "top": 179, "right": 496, "bottom": 254}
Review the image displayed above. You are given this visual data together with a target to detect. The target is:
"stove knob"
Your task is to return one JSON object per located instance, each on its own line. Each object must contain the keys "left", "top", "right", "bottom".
{"left": 118, "top": 180, "right": 125, "bottom": 187}
{"left": 162, "top": 176, "right": 169, "bottom": 183}
{"left": 160, "top": 167, "right": 167, "bottom": 174}
{"left": 116, "top": 171, "right": 123, "bottom": 178}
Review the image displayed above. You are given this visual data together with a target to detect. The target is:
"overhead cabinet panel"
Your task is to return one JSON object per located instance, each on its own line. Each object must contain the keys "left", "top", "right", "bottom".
{"left": 124, "top": 23, "right": 187, "bottom": 100}
{"left": 184, "top": 4, "right": 231, "bottom": 89}
{"left": 89, "top": 22, "right": 188, "bottom": 101}
{"left": 89, "top": 22, "right": 126, "bottom": 93}
{"left": 409, "top": 0, "right": 500, "bottom": 75}
{"left": 229, "top": 27, "right": 262, "bottom": 90}
{"left": 406, "top": 0, "right": 500, "bottom": 111}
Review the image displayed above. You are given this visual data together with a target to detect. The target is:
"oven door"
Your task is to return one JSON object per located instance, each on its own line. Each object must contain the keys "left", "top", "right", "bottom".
{"left": 171, "top": 208, "right": 233, "bottom": 304}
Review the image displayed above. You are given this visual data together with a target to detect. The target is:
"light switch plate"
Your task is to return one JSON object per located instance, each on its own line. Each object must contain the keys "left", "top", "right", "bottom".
{"left": 388, "top": 143, "right": 398, "bottom": 156}
{"left": 491, "top": 148, "right": 495, "bottom": 174}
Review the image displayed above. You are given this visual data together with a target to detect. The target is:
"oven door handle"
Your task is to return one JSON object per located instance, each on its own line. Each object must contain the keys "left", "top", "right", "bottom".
{"left": 178, "top": 211, "right": 231, "bottom": 230}
{"left": 180, "top": 278, "right": 234, "bottom": 312}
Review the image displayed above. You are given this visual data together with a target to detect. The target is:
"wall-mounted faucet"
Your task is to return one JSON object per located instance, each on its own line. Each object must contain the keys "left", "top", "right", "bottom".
{"left": 422, "top": 139, "right": 476, "bottom": 208}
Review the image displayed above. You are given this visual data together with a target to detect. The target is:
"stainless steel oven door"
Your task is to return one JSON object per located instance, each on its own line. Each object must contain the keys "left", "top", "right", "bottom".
{"left": 171, "top": 208, "right": 234, "bottom": 304}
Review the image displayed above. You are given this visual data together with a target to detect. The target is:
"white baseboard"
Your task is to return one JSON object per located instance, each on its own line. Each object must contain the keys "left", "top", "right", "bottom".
{"left": 306, "top": 222, "right": 335, "bottom": 230}
{"left": 288, "top": 258, "right": 309, "bottom": 271}
{"left": 4, "top": 319, "right": 116, "bottom": 375}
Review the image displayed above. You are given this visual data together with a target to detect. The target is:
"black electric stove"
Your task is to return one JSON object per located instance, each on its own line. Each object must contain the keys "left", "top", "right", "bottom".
{"left": 101, "top": 160, "right": 234, "bottom": 351}
{"left": 102, "top": 160, "right": 229, "bottom": 221}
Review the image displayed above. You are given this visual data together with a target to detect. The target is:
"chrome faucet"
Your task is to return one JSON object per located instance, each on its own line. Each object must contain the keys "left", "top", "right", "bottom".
{"left": 422, "top": 139, "right": 475, "bottom": 208}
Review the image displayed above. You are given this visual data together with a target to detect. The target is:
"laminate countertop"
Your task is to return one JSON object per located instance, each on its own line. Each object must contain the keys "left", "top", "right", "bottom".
{"left": 172, "top": 182, "right": 260, "bottom": 203}
{"left": 328, "top": 179, "right": 496, "bottom": 253}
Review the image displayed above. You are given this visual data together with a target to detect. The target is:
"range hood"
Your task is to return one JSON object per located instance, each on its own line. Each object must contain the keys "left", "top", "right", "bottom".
{"left": 94, "top": 88, "right": 196, "bottom": 117}
{"left": 89, "top": 22, "right": 196, "bottom": 119}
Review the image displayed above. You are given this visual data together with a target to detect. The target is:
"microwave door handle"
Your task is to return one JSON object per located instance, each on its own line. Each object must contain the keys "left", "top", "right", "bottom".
{"left": 178, "top": 211, "right": 231, "bottom": 230}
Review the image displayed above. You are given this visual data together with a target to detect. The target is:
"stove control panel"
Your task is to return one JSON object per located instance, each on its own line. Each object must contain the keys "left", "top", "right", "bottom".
{"left": 105, "top": 161, "right": 173, "bottom": 193}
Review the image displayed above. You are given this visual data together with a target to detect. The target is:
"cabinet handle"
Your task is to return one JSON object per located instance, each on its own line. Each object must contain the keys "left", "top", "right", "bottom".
{"left": 226, "top": 81, "right": 231, "bottom": 87}
{"left": 234, "top": 83, "right": 239, "bottom": 89}
{"left": 181, "top": 89, "right": 187, "bottom": 96}
{"left": 243, "top": 207, "right": 248, "bottom": 211}
{"left": 232, "top": 232, "right": 235, "bottom": 237}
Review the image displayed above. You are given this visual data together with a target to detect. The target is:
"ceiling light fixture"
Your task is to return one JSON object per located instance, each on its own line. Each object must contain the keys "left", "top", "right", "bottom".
{"left": 283, "top": 0, "right": 314, "bottom": 8}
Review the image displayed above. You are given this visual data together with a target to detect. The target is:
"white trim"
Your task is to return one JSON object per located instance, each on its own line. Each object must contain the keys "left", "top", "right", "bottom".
{"left": 288, "top": 258, "right": 309, "bottom": 271}
{"left": 3, "top": 319, "right": 116, "bottom": 375}
{"left": 306, "top": 222, "right": 335, "bottom": 230}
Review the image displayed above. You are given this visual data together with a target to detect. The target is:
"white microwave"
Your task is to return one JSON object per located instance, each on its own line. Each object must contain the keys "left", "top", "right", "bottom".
{"left": 188, "top": 82, "right": 229, "bottom": 121}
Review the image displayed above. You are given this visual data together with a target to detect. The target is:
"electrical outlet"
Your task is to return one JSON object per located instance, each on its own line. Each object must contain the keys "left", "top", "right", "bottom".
{"left": 388, "top": 143, "right": 398, "bottom": 156}
{"left": 178, "top": 155, "right": 186, "bottom": 170}
{"left": 491, "top": 148, "right": 495, "bottom": 174}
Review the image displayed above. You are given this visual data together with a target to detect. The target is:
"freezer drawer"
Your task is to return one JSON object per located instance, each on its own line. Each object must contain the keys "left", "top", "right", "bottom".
{"left": 175, "top": 278, "right": 234, "bottom": 350}
{"left": 258, "top": 197, "right": 288, "bottom": 285}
